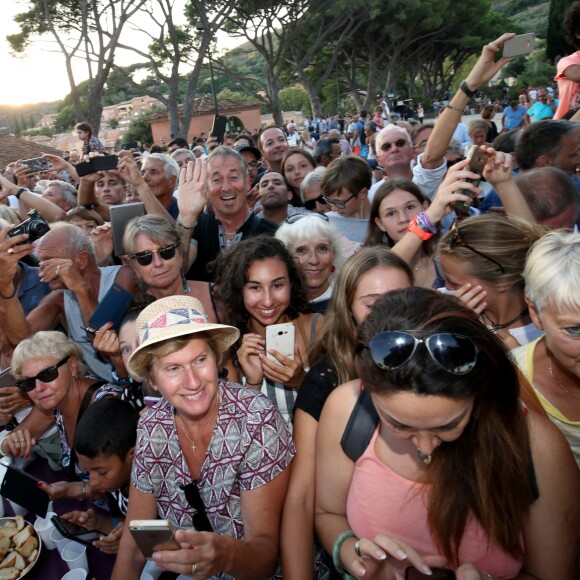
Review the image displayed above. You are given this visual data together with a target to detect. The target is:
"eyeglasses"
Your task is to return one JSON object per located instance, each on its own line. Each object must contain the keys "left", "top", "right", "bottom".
{"left": 379, "top": 138, "right": 409, "bottom": 152}
{"left": 303, "top": 196, "right": 326, "bottom": 211}
{"left": 16, "top": 356, "right": 71, "bottom": 392}
{"left": 449, "top": 221, "right": 505, "bottom": 273}
{"left": 366, "top": 331, "right": 478, "bottom": 375}
{"left": 322, "top": 192, "right": 357, "bottom": 209}
{"left": 182, "top": 482, "right": 213, "bottom": 532}
{"left": 130, "top": 243, "right": 180, "bottom": 266}
{"left": 285, "top": 213, "right": 329, "bottom": 224}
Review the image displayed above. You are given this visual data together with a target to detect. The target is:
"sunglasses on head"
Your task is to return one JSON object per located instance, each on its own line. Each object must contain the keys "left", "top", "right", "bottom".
{"left": 130, "top": 243, "right": 180, "bottom": 266}
{"left": 285, "top": 213, "right": 329, "bottom": 225}
{"left": 303, "top": 196, "right": 326, "bottom": 211}
{"left": 16, "top": 356, "right": 71, "bottom": 392}
{"left": 365, "top": 331, "right": 478, "bottom": 375}
{"left": 379, "top": 138, "right": 408, "bottom": 152}
{"left": 449, "top": 221, "right": 505, "bottom": 273}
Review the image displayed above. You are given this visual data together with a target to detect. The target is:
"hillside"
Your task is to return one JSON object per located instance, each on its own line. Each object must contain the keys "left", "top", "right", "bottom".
{"left": 492, "top": 0, "right": 550, "bottom": 37}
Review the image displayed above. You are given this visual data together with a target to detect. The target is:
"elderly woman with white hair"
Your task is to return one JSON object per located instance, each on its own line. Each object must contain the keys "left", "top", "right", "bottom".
{"left": 275, "top": 214, "right": 342, "bottom": 313}
{"left": 512, "top": 230, "right": 580, "bottom": 466}
{"left": 112, "top": 295, "right": 294, "bottom": 580}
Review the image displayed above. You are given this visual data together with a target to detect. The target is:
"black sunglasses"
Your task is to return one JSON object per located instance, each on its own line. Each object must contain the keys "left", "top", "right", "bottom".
{"left": 16, "top": 356, "right": 71, "bottom": 392}
{"left": 285, "top": 213, "right": 329, "bottom": 224}
{"left": 322, "top": 192, "right": 357, "bottom": 209}
{"left": 182, "top": 482, "right": 213, "bottom": 532}
{"left": 379, "top": 138, "right": 408, "bottom": 152}
{"left": 130, "top": 243, "right": 180, "bottom": 266}
{"left": 449, "top": 221, "right": 505, "bottom": 274}
{"left": 303, "top": 196, "right": 326, "bottom": 211}
{"left": 366, "top": 331, "right": 478, "bottom": 375}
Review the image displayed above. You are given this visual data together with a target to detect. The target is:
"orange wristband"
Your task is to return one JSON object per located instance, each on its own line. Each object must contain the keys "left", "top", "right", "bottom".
{"left": 407, "top": 217, "right": 434, "bottom": 240}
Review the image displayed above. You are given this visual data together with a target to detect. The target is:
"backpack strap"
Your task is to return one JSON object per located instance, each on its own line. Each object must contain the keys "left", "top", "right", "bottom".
{"left": 340, "top": 388, "right": 379, "bottom": 462}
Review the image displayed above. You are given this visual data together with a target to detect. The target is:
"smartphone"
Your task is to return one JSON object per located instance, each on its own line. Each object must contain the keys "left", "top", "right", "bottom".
{"left": 51, "top": 515, "right": 105, "bottom": 547}
{"left": 503, "top": 33, "right": 535, "bottom": 58}
{"left": 211, "top": 115, "right": 228, "bottom": 145}
{"left": 76, "top": 155, "right": 119, "bottom": 177}
{"left": 129, "top": 520, "right": 180, "bottom": 559}
{"left": 266, "top": 322, "right": 295, "bottom": 364}
{"left": 452, "top": 144, "right": 487, "bottom": 215}
{"left": 405, "top": 567, "right": 456, "bottom": 580}
{"left": 88, "top": 283, "right": 134, "bottom": 332}
{"left": 0, "top": 464, "right": 49, "bottom": 517}
{"left": 0, "top": 368, "right": 16, "bottom": 392}
{"left": 109, "top": 202, "right": 146, "bottom": 257}
{"left": 20, "top": 157, "right": 53, "bottom": 173}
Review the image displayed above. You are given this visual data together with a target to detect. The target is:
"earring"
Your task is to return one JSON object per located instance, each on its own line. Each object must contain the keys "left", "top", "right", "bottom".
{"left": 137, "top": 277, "right": 148, "bottom": 296}
{"left": 381, "top": 233, "right": 390, "bottom": 245}
{"left": 181, "top": 273, "right": 191, "bottom": 293}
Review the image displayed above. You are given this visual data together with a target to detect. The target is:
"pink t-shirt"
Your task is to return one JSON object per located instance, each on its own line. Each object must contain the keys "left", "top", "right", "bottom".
{"left": 554, "top": 51, "right": 580, "bottom": 119}
{"left": 346, "top": 428, "right": 523, "bottom": 579}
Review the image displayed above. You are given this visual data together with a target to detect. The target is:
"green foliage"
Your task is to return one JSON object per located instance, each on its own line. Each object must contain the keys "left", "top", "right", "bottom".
{"left": 109, "top": 119, "right": 119, "bottom": 129}
{"left": 123, "top": 117, "right": 153, "bottom": 144}
{"left": 547, "top": 0, "right": 575, "bottom": 61}
{"left": 54, "top": 103, "right": 86, "bottom": 132}
{"left": 279, "top": 87, "right": 311, "bottom": 114}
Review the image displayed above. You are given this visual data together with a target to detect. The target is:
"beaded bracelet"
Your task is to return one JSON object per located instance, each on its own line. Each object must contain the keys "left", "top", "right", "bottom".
{"left": 407, "top": 216, "right": 434, "bottom": 241}
{"left": 446, "top": 104, "right": 464, "bottom": 113}
{"left": 332, "top": 530, "right": 356, "bottom": 579}
{"left": 416, "top": 211, "right": 437, "bottom": 234}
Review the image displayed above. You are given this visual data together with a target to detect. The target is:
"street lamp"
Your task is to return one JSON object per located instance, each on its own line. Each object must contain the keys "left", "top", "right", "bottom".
{"left": 195, "top": 22, "right": 219, "bottom": 115}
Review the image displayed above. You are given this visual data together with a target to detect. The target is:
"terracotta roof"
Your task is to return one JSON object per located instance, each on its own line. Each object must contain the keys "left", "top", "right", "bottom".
{"left": 0, "top": 135, "right": 64, "bottom": 170}
{"left": 146, "top": 96, "right": 261, "bottom": 123}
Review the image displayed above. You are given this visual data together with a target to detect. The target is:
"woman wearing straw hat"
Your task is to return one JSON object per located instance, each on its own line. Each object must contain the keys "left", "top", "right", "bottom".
{"left": 112, "top": 295, "right": 295, "bottom": 580}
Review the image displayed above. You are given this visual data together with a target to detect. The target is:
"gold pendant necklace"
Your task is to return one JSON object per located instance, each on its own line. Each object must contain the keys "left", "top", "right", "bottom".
{"left": 548, "top": 351, "right": 580, "bottom": 401}
{"left": 177, "top": 394, "right": 220, "bottom": 453}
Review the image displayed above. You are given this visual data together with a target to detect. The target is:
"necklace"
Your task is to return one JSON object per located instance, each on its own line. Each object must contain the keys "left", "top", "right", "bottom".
{"left": 417, "top": 448, "right": 432, "bottom": 464}
{"left": 547, "top": 351, "right": 580, "bottom": 401}
{"left": 177, "top": 394, "right": 220, "bottom": 453}
{"left": 485, "top": 307, "right": 528, "bottom": 332}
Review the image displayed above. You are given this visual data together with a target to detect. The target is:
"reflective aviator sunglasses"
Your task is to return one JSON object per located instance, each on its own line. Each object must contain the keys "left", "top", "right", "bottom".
{"left": 130, "top": 243, "right": 180, "bottom": 266}
{"left": 16, "top": 356, "right": 71, "bottom": 392}
{"left": 366, "top": 331, "right": 478, "bottom": 375}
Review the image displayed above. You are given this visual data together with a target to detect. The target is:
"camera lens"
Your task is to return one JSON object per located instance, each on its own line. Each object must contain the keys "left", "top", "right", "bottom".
{"left": 27, "top": 219, "right": 50, "bottom": 239}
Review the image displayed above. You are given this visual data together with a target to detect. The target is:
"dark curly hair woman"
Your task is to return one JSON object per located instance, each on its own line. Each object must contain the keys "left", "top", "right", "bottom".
{"left": 212, "top": 235, "right": 323, "bottom": 424}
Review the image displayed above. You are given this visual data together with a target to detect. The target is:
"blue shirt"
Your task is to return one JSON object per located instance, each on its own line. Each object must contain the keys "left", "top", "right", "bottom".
{"left": 502, "top": 105, "right": 527, "bottom": 130}
{"left": 527, "top": 101, "right": 557, "bottom": 122}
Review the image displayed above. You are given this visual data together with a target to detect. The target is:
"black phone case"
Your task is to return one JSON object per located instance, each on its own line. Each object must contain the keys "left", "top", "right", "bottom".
{"left": 88, "top": 283, "right": 133, "bottom": 332}
{"left": 212, "top": 115, "right": 228, "bottom": 144}
{"left": 0, "top": 464, "right": 49, "bottom": 518}
{"left": 51, "top": 516, "right": 103, "bottom": 547}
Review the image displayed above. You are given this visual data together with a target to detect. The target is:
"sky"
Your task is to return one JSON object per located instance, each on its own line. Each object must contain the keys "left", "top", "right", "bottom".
{"left": 0, "top": 1, "right": 238, "bottom": 107}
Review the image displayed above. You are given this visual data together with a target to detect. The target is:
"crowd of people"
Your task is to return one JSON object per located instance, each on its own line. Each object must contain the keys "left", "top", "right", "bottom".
{"left": 0, "top": 26, "right": 579, "bottom": 580}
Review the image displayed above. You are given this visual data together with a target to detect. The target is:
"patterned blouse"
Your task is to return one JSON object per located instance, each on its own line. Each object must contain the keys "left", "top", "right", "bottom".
{"left": 132, "top": 380, "right": 295, "bottom": 537}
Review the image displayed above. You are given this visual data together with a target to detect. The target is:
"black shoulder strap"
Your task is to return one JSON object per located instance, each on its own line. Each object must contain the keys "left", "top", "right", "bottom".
{"left": 68, "top": 381, "right": 103, "bottom": 478}
{"left": 340, "top": 388, "right": 379, "bottom": 462}
{"left": 244, "top": 213, "right": 261, "bottom": 237}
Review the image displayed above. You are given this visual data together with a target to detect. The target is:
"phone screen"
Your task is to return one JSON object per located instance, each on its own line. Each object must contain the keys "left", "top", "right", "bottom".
{"left": 51, "top": 516, "right": 103, "bottom": 545}
{"left": 405, "top": 567, "right": 456, "bottom": 580}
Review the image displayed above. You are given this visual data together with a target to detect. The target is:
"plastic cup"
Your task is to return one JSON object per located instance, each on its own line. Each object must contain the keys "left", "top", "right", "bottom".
{"left": 140, "top": 560, "right": 165, "bottom": 579}
{"left": 7, "top": 500, "right": 28, "bottom": 516}
{"left": 61, "top": 569, "right": 88, "bottom": 580}
{"left": 61, "top": 541, "right": 88, "bottom": 573}
{"left": 50, "top": 527, "right": 70, "bottom": 555}
{"left": 34, "top": 511, "right": 57, "bottom": 550}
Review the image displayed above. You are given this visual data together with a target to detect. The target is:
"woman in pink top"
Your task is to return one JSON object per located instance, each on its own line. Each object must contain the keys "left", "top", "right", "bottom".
{"left": 315, "top": 288, "right": 579, "bottom": 579}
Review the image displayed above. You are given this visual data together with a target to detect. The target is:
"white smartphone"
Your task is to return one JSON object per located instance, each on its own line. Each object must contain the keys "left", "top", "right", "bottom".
{"left": 266, "top": 322, "right": 295, "bottom": 365}
{"left": 503, "top": 33, "right": 535, "bottom": 58}
{"left": 129, "top": 519, "right": 180, "bottom": 559}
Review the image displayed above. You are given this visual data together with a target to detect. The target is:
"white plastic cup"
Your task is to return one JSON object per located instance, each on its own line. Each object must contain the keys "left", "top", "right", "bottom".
{"left": 7, "top": 500, "right": 28, "bottom": 516}
{"left": 50, "top": 527, "right": 70, "bottom": 555}
{"left": 61, "top": 541, "right": 88, "bottom": 573}
{"left": 61, "top": 569, "right": 88, "bottom": 580}
{"left": 34, "top": 511, "right": 57, "bottom": 550}
{"left": 140, "top": 560, "right": 165, "bottom": 580}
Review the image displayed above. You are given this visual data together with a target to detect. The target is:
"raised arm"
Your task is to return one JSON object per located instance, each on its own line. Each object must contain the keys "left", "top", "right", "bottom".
{"left": 422, "top": 33, "right": 515, "bottom": 169}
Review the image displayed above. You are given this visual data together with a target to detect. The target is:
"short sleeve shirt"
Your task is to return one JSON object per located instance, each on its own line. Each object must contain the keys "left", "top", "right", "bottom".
{"left": 132, "top": 380, "right": 295, "bottom": 537}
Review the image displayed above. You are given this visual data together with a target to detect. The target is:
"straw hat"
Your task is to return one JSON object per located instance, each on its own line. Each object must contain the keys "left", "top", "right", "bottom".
{"left": 128, "top": 296, "right": 239, "bottom": 374}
